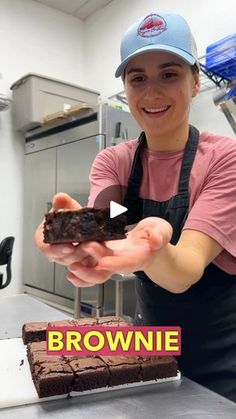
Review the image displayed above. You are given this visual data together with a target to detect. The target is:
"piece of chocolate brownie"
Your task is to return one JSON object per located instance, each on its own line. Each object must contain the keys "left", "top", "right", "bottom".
{"left": 100, "top": 355, "right": 141, "bottom": 386}
{"left": 27, "top": 342, "right": 74, "bottom": 398}
{"left": 43, "top": 208, "right": 127, "bottom": 244}
{"left": 28, "top": 351, "right": 63, "bottom": 374}
{"left": 68, "top": 357, "right": 110, "bottom": 392}
{"left": 27, "top": 341, "right": 47, "bottom": 371}
{"left": 22, "top": 322, "right": 48, "bottom": 345}
{"left": 139, "top": 356, "right": 178, "bottom": 381}
{"left": 33, "top": 362, "right": 74, "bottom": 398}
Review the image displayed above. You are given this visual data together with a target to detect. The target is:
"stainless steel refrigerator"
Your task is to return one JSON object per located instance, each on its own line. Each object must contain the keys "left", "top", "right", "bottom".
{"left": 23, "top": 104, "right": 141, "bottom": 317}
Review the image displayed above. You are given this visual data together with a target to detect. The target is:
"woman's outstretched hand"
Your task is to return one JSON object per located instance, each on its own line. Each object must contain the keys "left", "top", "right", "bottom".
{"left": 67, "top": 217, "right": 173, "bottom": 287}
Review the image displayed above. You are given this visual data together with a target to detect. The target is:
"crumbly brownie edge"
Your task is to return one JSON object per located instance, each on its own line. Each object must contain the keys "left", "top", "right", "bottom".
{"left": 43, "top": 208, "right": 127, "bottom": 244}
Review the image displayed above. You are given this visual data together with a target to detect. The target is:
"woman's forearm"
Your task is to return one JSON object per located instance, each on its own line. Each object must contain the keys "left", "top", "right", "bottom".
{"left": 143, "top": 242, "right": 205, "bottom": 293}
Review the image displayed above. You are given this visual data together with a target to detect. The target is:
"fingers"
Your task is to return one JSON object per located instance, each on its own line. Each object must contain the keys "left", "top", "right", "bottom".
{"left": 81, "top": 241, "right": 114, "bottom": 259}
{"left": 35, "top": 231, "right": 111, "bottom": 272}
{"left": 52, "top": 192, "right": 82, "bottom": 210}
{"left": 131, "top": 217, "right": 173, "bottom": 250}
{"left": 67, "top": 263, "right": 113, "bottom": 286}
{"left": 96, "top": 254, "right": 139, "bottom": 273}
{"left": 48, "top": 244, "right": 87, "bottom": 265}
{"left": 34, "top": 220, "right": 76, "bottom": 263}
{"left": 44, "top": 243, "right": 100, "bottom": 267}
{"left": 53, "top": 241, "right": 111, "bottom": 266}
{"left": 65, "top": 243, "right": 114, "bottom": 287}
{"left": 67, "top": 273, "right": 95, "bottom": 288}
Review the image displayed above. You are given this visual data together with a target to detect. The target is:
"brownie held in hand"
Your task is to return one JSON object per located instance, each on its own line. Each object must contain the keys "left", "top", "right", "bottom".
{"left": 43, "top": 207, "right": 127, "bottom": 244}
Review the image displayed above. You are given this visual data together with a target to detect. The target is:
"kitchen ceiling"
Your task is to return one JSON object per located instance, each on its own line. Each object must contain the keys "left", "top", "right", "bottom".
{"left": 34, "top": 0, "right": 114, "bottom": 20}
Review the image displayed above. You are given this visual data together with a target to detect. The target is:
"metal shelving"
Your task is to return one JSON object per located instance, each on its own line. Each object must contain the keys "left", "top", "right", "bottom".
{"left": 198, "top": 41, "right": 236, "bottom": 133}
{"left": 198, "top": 40, "right": 235, "bottom": 90}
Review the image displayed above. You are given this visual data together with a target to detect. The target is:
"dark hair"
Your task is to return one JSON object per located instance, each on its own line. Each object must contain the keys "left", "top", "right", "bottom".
{"left": 191, "top": 63, "right": 200, "bottom": 74}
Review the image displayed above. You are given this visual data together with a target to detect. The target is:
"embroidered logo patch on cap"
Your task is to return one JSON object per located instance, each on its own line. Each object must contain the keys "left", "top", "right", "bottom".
{"left": 138, "top": 13, "right": 167, "bottom": 38}
{"left": 115, "top": 11, "right": 199, "bottom": 77}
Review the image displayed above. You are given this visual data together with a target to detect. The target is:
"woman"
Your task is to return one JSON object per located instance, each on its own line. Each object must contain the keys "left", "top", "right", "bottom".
{"left": 35, "top": 12, "right": 236, "bottom": 401}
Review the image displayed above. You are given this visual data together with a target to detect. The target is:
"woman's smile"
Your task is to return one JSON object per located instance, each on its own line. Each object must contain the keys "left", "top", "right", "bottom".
{"left": 142, "top": 105, "right": 171, "bottom": 117}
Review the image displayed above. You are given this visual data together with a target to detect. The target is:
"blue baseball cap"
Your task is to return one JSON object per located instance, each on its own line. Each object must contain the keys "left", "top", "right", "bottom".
{"left": 115, "top": 12, "right": 199, "bottom": 78}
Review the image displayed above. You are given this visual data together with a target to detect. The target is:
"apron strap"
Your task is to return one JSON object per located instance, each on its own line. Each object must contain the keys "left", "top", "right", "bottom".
{"left": 124, "top": 125, "right": 200, "bottom": 204}
{"left": 123, "top": 131, "right": 145, "bottom": 208}
{"left": 178, "top": 125, "right": 199, "bottom": 193}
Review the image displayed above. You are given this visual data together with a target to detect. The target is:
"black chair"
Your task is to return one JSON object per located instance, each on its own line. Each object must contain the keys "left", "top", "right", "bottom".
{"left": 0, "top": 237, "right": 15, "bottom": 290}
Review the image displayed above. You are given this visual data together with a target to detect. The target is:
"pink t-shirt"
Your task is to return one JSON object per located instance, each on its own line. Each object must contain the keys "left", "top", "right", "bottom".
{"left": 88, "top": 131, "right": 236, "bottom": 274}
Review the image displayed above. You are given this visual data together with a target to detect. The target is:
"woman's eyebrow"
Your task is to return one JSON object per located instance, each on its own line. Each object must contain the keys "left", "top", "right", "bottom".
{"left": 126, "top": 67, "right": 144, "bottom": 75}
{"left": 126, "top": 62, "right": 182, "bottom": 75}
{"left": 159, "top": 62, "right": 182, "bottom": 69}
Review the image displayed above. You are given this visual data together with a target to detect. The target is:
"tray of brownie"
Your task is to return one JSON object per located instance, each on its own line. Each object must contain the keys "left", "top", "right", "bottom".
{"left": 0, "top": 316, "right": 180, "bottom": 409}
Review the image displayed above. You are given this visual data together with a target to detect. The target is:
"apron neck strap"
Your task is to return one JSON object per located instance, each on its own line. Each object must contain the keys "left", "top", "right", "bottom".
{"left": 178, "top": 125, "right": 199, "bottom": 193}
{"left": 125, "top": 125, "right": 199, "bottom": 198}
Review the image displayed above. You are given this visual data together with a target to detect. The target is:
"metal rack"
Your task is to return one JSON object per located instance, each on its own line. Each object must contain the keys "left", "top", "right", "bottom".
{"left": 198, "top": 43, "right": 236, "bottom": 134}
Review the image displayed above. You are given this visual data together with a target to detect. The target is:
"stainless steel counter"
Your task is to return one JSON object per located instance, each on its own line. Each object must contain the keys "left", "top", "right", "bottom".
{"left": 0, "top": 294, "right": 235, "bottom": 418}
{"left": 0, "top": 294, "right": 69, "bottom": 340}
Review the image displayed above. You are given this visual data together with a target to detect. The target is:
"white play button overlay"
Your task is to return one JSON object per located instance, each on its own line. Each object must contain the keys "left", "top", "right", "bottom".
{"left": 110, "top": 201, "right": 127, "bottom": 219}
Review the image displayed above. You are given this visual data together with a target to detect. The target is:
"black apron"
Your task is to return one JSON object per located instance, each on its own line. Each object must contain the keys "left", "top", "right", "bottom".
{"left": 123, "top": 125, "right": 236, "bottom": 402}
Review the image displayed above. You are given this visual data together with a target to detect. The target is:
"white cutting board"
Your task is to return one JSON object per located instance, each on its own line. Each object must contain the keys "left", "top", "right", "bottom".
{"left": 0, "top": 338, "right": 181, "bottom": 409}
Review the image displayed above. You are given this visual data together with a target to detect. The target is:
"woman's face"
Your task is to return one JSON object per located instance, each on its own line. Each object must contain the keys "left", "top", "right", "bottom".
{"left": 124, "top": 51, "right": 200, "bottom": 146}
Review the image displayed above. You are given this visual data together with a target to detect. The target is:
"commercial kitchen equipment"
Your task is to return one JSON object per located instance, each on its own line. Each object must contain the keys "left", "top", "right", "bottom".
{"left": 23, "top": 104, "right": 141, "bottom": 318}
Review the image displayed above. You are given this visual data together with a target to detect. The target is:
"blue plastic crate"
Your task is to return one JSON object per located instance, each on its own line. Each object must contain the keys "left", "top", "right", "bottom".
{"left": 205, "top": 34, "right": 236, "bottom": 80}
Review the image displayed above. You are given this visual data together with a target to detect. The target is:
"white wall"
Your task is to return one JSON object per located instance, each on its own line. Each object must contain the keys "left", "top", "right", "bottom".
{"left": 0, "top": 0, "right": 84, "bottom": 296}
{"left": 84, "top": 0, "right": 235, "bottom": 136}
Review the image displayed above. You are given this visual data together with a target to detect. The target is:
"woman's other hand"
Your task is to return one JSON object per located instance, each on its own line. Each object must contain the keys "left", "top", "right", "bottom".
{"left": 67, "top": 217, "right": 172, "bottom": 287}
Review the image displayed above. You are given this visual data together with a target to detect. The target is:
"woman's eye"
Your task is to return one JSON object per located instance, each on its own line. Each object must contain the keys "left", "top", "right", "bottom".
{"left": 163, "top": 72, "right": 177, "bottom": 79}
{"left": 131, "top": 75, "right": 145, "bottom": 83}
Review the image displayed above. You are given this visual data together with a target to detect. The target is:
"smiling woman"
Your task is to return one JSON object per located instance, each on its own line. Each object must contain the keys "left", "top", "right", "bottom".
{"left": 35, "top": 11, "right": 236, "bottom": 403}
{"left": 124, "top": 52, "right": 200, "bottom": 151}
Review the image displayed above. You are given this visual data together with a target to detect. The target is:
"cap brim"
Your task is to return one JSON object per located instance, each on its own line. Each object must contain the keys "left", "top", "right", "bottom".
{"left": 115, "top": 44, "right": 197, "bottom": 78}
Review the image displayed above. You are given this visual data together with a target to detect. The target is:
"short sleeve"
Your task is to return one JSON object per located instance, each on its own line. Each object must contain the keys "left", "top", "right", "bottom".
{"left": 87, "top": 140, "right": 136, "bottom": 208}
{"left": 88, "top": 148, "right": 120, "bottom": 207}
{"left": 184, "top": 139, "right": 236, "bottom": 273}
